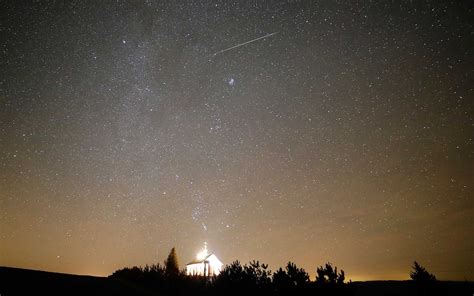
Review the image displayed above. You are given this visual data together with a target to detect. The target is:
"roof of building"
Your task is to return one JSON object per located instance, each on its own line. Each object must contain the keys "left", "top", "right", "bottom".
{"left": 186, "top": 253, "right": 215, "bottom": 265}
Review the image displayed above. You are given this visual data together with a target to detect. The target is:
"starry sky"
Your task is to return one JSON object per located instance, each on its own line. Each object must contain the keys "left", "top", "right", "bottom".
{"left": 1, "top": 0, "right": 473, "bottom": 281}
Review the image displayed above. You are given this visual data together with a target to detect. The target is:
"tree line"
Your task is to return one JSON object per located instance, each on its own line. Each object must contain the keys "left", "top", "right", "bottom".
{"left": 110, "top": 247, "right": 437, "bottom": 296}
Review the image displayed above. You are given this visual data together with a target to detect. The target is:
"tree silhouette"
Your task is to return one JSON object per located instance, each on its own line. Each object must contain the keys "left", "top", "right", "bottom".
{"left": 316, "top": 262, "right": 345, "bottom": 285}
{"left": 245, "top": 260, "right": 272, "bottom": 288}
{"left": 165, "top": 247, "right": 180, "bottom": 276}
{"left": 273, "top": 262, "right": 309, "bottom": 295}
{"left": 410, "top": 261, "right": 436, "bottom": 282}
{"left": 286, "top": 262, "right": 309, "bottom": 286}
{"left": 111, "top": 256, "right": 357, "bottom": 296}
{"left": 214, "top": 260, "right": 272, "bottom": 295}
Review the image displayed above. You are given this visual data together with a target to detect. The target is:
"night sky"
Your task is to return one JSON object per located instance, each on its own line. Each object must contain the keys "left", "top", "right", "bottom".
{"left": 1, "top": 1, "right": 473, "bottom": 281}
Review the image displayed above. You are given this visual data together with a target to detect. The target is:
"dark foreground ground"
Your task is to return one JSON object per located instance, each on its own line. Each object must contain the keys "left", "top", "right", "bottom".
{"left": 1, "top": 266, "right": 472, "bottom": 296}
{"left": 0, "top": 266, "right": 153, "bottom": 296}
{"left": 351, "top": 280, "right": 473, "bottom": 296}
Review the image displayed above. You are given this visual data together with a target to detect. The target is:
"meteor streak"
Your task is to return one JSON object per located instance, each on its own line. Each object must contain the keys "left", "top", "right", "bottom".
{"left": 211, "top": 32, "right": 278, "bottom": 57}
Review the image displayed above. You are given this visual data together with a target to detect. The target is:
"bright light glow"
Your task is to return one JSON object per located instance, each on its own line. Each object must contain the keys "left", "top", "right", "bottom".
{"left": 196, "top": 242, "right": 208, "bottom": 260}
{"left": 186, "top": 244, "right": 224, "bottom": 277}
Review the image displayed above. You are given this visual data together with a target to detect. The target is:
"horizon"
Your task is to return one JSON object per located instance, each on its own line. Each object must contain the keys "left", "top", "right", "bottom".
{"left": 1, "top": 0, "right": 472, "bottom": 283}
{"left": 0, "top": 246, "right": 466, "bottom": 282}
{"left": 0, "top": 261, "right": 434, "bottom": 282}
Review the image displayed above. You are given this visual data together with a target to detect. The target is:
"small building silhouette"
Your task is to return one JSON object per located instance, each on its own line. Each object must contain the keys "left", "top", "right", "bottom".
{"left": 185, "top": 243, "right": 223, "bottom": 276}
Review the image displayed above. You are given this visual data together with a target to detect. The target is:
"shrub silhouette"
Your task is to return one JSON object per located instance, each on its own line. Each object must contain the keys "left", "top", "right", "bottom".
{"left": 111, "top": 263, "right": 166, "bottom": 286}
{"left": 410, "top": 261, "right": 437, "bottom": 282}
{"left": 110, "top": 266, "right": 145, "bottom": 282}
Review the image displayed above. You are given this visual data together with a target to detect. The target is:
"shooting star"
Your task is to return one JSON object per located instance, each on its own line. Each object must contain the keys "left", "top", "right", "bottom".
{"left": 211, "top": 32, "right": 278, "bottom": 57}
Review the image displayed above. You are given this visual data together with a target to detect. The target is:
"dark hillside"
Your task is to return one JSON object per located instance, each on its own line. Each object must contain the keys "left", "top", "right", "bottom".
{"left": 0, "top": 266, "right": 153, "bottom": 296}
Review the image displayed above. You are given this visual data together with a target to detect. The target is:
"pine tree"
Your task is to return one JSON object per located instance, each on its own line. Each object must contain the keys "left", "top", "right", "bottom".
{"left": 165, "top": 247, "right": 180, "bottom": 275}
{"left": 410, "top": 261, "right": 437, "bottom": 282}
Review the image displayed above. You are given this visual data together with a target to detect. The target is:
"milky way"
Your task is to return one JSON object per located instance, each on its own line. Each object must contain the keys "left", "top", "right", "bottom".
{"left": 1, "top": 1, "right": 472, "bottom": 280}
